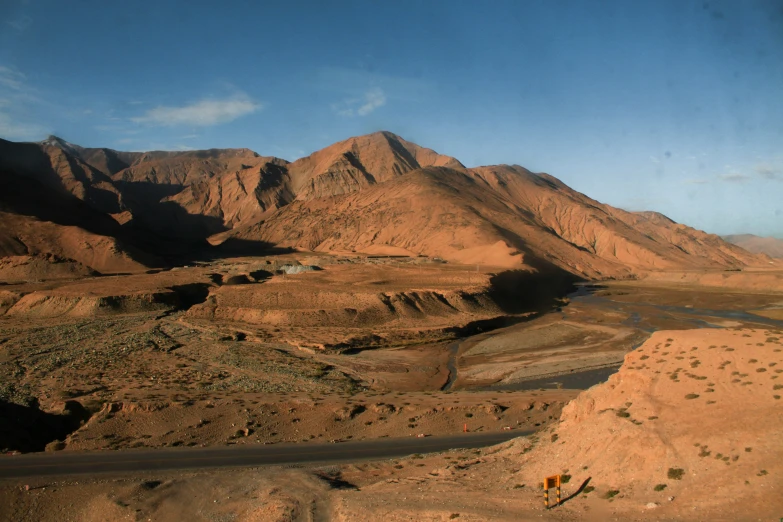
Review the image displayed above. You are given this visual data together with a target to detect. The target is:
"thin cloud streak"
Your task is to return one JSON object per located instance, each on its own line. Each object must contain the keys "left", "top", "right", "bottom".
{"left": 333, "top": 88, "right": 386, "bottom": 117}
{"left": 719, "top": 173, "right": 751, "bottom": 183}
{"left": 0, "top": 65, "right": 50, "bottom": 140}
{"left": 131, "top": 94, "right": 262, "bottom": 127}
{"left": 0, "top": 66, "right": 25, "bottom": 91}
{"left": 756, "top": 164, "right": 782, "bottom": 181}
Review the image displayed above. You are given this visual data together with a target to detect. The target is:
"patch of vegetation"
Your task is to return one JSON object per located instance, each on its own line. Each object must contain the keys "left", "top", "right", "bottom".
{"left": 604, "top": 490, "right": 620, "bottom": 499}
{"left": 582, "top": 486, "right": 595, "bottom": 494}
{"left": 561, "top": 474, "right": 571, "bottom": 484}
{"left": 667, "top": 468, "right": 685, "bottom": 480}
{"left": 654, "top": 484, "right": 667, "bottom": 491}
{"left": 684, "top": 394, "right": 699, "bottom": 399}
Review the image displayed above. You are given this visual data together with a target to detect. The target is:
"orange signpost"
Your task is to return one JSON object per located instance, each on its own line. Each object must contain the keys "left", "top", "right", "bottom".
{"left": 543, "top": 475, "right": 561, "bottom": 508}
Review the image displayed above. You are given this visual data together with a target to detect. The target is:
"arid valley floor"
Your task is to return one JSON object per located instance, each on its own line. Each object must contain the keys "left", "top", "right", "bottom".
{"left": 1, "top": 253, "right": 782, "bottom": 521}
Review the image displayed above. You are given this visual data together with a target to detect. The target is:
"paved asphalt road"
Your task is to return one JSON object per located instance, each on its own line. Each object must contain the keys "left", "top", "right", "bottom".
{"left": 0, "top": 430, "right": 531, "bottom": 480}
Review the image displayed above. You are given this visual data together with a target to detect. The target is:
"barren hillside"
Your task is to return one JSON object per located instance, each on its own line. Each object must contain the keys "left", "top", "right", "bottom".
{"left": 0, "top": 132, "right": 775, "bottom": 279}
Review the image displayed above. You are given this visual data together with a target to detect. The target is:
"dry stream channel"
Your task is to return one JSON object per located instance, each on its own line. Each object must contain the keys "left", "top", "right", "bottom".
{"left": 444, "top": 284, "right": 783, "bottom": 393}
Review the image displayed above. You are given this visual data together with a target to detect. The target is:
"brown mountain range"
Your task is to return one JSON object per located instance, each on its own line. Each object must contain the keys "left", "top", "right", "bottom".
{"left": 0, "top": 131, "right": 774, "bottom": 280}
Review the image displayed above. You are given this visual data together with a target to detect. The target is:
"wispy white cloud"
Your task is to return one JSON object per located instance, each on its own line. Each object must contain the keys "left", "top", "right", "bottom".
{"left": 317, "top": 66, "right": 433, "bottom": 101}
{"left": 0, "top": 66, "right": 25, "bottom": 91}
{"left": 0, "top": 111, "right": 46, "bottom": 140}
{"left": 683, "top": 178, "right": 709, "bottom": 185}
{"left": 0, "top": 65, "right": 50, "bottom": 140}
{"left": 332, "top": 88, "right": 386, "bottom": 117}
{"left": 131, "top": 93, "right": 261, "bottom": 126}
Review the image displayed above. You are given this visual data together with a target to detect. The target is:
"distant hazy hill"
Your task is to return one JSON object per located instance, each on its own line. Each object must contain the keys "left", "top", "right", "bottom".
{"left": 723, "top": 234, "right": 783, "bottom": 258}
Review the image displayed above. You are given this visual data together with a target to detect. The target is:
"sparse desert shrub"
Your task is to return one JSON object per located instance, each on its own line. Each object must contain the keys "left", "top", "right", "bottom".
{"left": 561, "top": 474, "right": 571, "bottom": 483}
{"left": 654, "top": 484, "right": 667, "bottom": 491}
{"left": 667, "top": 468, "right": 685, "bottom": 480}
{"left": 604, "top": 490, "right": 620, "bottom": 499}
{"left": 684, "top": 393, "right": 699, "bottom": 400}
{"left": 582, "top": 486, "right": 595, "bottom": 494}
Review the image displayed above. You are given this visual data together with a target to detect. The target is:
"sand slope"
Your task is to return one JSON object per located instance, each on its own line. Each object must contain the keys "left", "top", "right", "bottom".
{"left": 514, "top": 328, "right": 783, "bottom": 517}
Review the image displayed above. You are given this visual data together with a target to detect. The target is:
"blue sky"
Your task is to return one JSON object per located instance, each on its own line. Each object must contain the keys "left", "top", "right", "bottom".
{"left": 1, "top": 1, "right": 782, "bottom": 237}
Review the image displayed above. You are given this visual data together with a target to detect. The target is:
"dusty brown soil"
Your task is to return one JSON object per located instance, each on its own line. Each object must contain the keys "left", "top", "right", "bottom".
{"left": 0, "top": 256, "right": 577, "bottom": 455}
{"left": 2, "top": 330, "right": 780, "bottom": 522}
{"left": 2, "top": 254, "right": 783, "bottom": 521}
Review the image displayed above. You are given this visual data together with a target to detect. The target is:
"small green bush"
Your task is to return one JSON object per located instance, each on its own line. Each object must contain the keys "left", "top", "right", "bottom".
{"left": 668, "top": 468, "right": 685, "bottom": 480}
